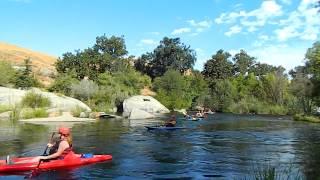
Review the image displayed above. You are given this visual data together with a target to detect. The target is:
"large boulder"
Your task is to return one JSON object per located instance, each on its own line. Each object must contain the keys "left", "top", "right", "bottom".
{"left": 0, "top": 87, "right": 91, "bottom": 112}
{"left": 123, "top": 95, "right": 169, "bottom": 118}
{"left": 128, "top": 108, "right": 155, "bottom": 120}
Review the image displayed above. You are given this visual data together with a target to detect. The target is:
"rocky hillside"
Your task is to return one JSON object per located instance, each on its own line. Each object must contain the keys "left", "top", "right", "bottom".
{"left": 0, "top": 42, "right": 57, "bottom": 86}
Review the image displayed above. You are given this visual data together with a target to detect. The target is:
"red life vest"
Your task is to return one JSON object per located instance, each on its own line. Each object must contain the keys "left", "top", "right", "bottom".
{"left": 49, "top": 140, "right": 73, "bottom": 159}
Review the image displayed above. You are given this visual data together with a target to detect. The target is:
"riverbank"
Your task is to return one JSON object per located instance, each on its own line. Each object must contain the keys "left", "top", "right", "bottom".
{"left": 293, "top": 114, "right": 320, "bottom": 123}
{"left": 19, "top": 112, "right": 95, "bottom": 122}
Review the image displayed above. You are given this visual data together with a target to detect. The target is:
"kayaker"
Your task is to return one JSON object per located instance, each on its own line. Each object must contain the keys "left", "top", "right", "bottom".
{"left": 46, "top": 127, "right": 73, "bottom": 158}
{"left": 196, "top": 110, "right": 204, "bottom": 118}
{"left": 10, "top": 127, "right": 73, "bottom": 164}
{"left": 164, "top": 115, "right": 176, "bottom": 127}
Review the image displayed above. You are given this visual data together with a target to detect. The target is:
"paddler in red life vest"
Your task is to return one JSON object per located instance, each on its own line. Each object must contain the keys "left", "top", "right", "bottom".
{"left": 45, "top": 127, "right": 73, "bottom": 159}
{"left": 11, "top": 127, "right": 73, "bottom": 164}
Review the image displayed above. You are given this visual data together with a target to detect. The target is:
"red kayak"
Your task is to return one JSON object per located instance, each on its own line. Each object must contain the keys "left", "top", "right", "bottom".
{"left": 0, "top": 152, "right": 112, "bottom": 173}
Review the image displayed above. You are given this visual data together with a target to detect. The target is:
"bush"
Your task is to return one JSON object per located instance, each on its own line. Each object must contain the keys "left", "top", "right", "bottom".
{"left": 71, "top": 106, "right": 87, "bottom": 117}
{"left": 21, "top": 91, "right": 51, "bottom": 108}
{"left": 228, "top": 97, "right": 288, "bottom": 115}
{"left": 48, "top": 73, "right": 79, "bottom": 96}
{"left": 0, "top": 105, "right": 12, "bottom": 113}
{"left": 293, "top": 114, "right": 320, "bottom": 123}
{"left": 71, "top": 79, "right": 99, "bottom": 101}
{"left": 22, "top": 108, "right": 48, "bottom": 119}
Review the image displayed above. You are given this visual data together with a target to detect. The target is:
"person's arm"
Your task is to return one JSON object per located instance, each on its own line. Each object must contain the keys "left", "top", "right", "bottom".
{"left": 40, "top": 141, "right": 69, "bottom": 160}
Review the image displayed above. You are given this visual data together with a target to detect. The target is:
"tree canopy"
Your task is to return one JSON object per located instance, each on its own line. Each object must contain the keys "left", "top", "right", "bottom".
{"left": 135, "top": 37, "right": 196, "bottom": 79}
{"left": 202, "top": 49, "right": 233, "bottom": 81}
{"left": 55, "top": 35, "right": 128, "bottom": 80}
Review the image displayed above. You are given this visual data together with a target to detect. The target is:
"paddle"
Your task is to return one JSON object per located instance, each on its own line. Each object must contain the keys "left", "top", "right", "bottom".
{"left": 42, "top": 132, "right": 55, "bottom": 156}
{"left": 25, "top": 132, "right": 55, "bottom": 179}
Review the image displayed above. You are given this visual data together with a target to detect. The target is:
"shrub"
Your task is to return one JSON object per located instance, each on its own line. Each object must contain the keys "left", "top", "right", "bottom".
{"left": 71, "top": 106, "right": 87, "bottom": 117}
{"left": 0, "top": 105, "right": 12, "bottom": 113}
{"left": 21, "top": 91, "right": 51, "bottom": 108}
{"left": 228, "top": 96, "right": 289, "bottom": 115}
{"left": 71, "top": 79, "right": 99, "bottom": 101}
{"left": 22, "top": 108, "right": 48, "bottom": 119}
{"left": 49, "top": 73, "right": 79, "bottom": 96}
{"left": 293, "top": 114, "right": 320, "bottom": 123}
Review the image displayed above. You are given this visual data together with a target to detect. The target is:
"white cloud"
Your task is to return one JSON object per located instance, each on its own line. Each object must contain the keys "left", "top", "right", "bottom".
{"left": 171, "top": 27, "right": 191, "bottom": 35}
{"left": 275, "top": 26, "right": 300, "bottom": 41}
{"left": 140, "top": 39, "right": 157, "bottom": 45}
{"left": 248, "top": 44, "right": 305, "bottom": 71}
{"left": 225, "top": 25, "right": 242, "bottom": 36}
{"left": 274, "top": 0, "right": 320, "bottom": 41}
{"left": 187, "top": 19, "right": 212, "bottom": 33}
{"left": 215, "top": 0, "right": 283, "bottom": 34}
{"left": 188, "top": 20, "right": 212, "bottom": 28}
{"left": 215, "top": 0, "right": 320, "bottom": 41}
{"left": 252, "top": 35, "right": 271, "bottom": 47}
{"left": 228, "top": 43, "right": 307, "bottom": 72}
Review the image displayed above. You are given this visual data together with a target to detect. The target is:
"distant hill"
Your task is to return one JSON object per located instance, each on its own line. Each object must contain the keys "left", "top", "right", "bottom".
{"left": 0, "top": 42, "right": 57, "bottom": 86}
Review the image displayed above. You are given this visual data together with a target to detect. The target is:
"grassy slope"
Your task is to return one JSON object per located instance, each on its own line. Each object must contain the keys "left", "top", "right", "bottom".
{"left": 0, "top": 42, "right": 57, "bottom": 86}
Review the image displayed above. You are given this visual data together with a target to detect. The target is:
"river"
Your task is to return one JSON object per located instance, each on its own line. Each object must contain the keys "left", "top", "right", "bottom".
{"left": 0, "top": 113, "right": 320, "bottom": 179}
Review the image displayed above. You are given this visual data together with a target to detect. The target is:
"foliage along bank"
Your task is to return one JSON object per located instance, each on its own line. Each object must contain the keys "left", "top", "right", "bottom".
{"left": 1, "top": 35, "right": 319, "bottom": 118}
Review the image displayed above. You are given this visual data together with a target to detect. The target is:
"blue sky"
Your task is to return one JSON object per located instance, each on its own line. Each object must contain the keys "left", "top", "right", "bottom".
{"left": 0, "top": 0, "right": 319, "bottom": 71}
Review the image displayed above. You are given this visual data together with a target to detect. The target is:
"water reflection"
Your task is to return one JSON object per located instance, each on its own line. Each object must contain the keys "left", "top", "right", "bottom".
{"left": 0, "top": 113, "right": 319, "bottom": 179}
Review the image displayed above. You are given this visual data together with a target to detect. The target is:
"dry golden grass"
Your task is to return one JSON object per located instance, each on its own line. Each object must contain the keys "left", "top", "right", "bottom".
{"left": 0, "top": 42, "right": 57, "bottom": 86}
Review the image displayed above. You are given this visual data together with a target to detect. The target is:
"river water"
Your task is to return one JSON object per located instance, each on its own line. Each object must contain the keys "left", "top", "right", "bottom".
{"left": 0, "top": 113, "right": 320, "bottom": 179}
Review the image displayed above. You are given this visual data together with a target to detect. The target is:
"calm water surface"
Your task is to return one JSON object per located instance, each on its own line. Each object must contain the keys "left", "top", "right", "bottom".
{"left": 0, "top": 113, "right": 320, "bottom": 179}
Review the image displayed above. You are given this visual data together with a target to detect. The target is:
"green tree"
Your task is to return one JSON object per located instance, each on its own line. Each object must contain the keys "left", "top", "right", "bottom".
{"left": 290, "top": 72, "right": 313, "bottom": 113}
{"left": 248, "top": 62, "right": 278, "bottom": 77}
{"left": 14, "top": 58, "right": 37, "bottom": 89}
{"left": 305, "top": 41, "right": 320, "bottom": 106}
{"left": 134, "top": 53, "right": 153, "bottom": 75}
{"left": 153, "top": 70, "right": 191, "bottom": 109}
{"left": 211, "top": 79, "right": 236, "bottom": 111}
{"left": 55, "top": 35, "right": 128, "bottom": 80}
{"left": 185, "top": 71, "right": 208, "bottom": 108}
{"left": 232, "top": 50, "right": 256, "bottom": 75}
{"left": 48, "top": 72, "right": 79, "bottom": 96}
{"left": 139, "top": 37, "right": 196, "bottom": 78}
{"left": 261, "top": 72, "right": 288, "bottom": 105}
{"left": 94, "top": 35, "right": 128, "bottom": 58}
{"left": 202, "top": 49, "right": 233, "bottom": 81}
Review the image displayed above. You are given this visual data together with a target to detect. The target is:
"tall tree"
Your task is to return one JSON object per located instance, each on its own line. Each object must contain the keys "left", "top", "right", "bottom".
{"left": 14, "top": 58, "right": 37, "bottom": 89}
{"left": 248, "top": 62, "right": 278, "bottom": 77}
{"left": 94, "top": 35, "right": 128, "bottom": 58}
{"left": 305, "top": 41, "right": 320, "bottom": 106}
{"left": 138, "top": 37, "right": 196, "bottom": 79}
{"left": 134, "top": 53, "right": 153, "bottom": 75}
{"left": 261, "top": 72, "right": 288, "bottom": 105}
{"left": 55, "top": 35, "right": 128, "bottom": 80}
{"left": 202, "top": 49, "right": 233, "bottom": 81}
{"left": 290, "top": 71, "right": 314, "bottom": 113}
{"left": 232, "top": 50, "right": 256, "bottom": 75}
{"left": 153, "top": 70, "right": 191, "bottom": 109}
